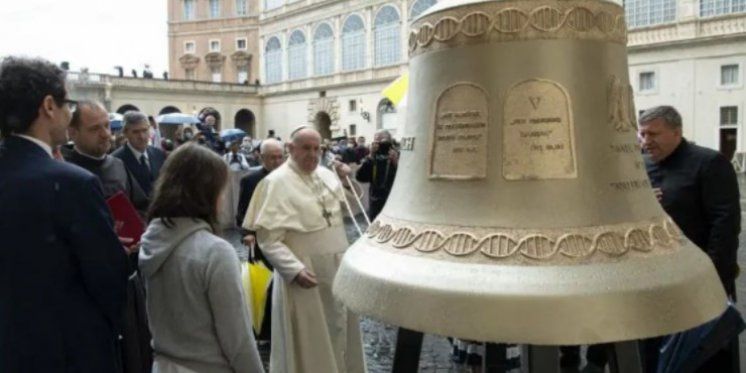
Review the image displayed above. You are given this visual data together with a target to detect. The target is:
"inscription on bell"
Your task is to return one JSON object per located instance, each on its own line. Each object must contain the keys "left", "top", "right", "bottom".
{"left": 430, "top": 83, "right": 489, "bottom": 179}
{"left": 503, "top": 79, "right": 577, "bottom": 180}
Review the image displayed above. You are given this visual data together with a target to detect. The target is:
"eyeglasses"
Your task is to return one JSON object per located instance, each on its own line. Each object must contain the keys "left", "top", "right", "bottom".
{"left": 63, "top": 99, "right": 78, "bottom": 113}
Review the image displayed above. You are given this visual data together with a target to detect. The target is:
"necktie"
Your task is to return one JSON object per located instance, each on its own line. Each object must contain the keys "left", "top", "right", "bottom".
{"left": 140, "top": 154, "right": 150, "bottom": 172}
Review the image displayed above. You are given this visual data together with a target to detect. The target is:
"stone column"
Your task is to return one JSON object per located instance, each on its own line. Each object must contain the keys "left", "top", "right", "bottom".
{"left": 400, "top": 0, "right": 409, "bottom": 65}
{"left": 281, "top": 31, "right": 289, "bottom": 81}
{"left": 306, "top": 24, "right": 313, "bottom": 79}
{"left": 365, "top": 6, "right": 374, "bottom": 69}
{"left": 335, "top": 15, "right": 343, "bottom": 72}
{"left": 259, "top": 35, "right": 266, "bottom": 83}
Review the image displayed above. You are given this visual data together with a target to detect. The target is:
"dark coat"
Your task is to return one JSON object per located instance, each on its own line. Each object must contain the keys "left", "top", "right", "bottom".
{"left": 112, "top": 145, "right": 166, "bottom": 196}
{"left": 65, "top": 149, "right": 149, "bottom": 214}
{"left": 0, "top": 136, "right": 129, "bottom": 372}
{"left": 236, "top": 166, "right": 270, "bottom": 228}
{"left": 645, "top": 139, "right": 741, "bottom": 296}
{"left": 63, "top": 150, "right": 152, "bottom": 372}
{"left": 356, "top": 152, "right": 397, "bottom": 201}
{"left": 356, "top": 151, "right": 398, "bottom": 220}
{"left": 236, "top": 165, "right": 274, "bottom": 341}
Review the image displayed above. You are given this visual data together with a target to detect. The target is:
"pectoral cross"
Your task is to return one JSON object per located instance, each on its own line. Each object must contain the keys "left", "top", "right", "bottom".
{"left": 322, "top": 208, "right": 332, "bottom": 227}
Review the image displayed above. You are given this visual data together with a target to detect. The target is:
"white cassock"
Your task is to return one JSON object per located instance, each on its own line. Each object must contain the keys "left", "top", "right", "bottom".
{"left": 243, "top": 160, "right": 366, "bottom": 373}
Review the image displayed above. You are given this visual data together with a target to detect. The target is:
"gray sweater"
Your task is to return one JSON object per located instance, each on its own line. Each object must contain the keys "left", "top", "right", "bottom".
{"left": 139, "top": 218, "right": 264, "bottom": 373}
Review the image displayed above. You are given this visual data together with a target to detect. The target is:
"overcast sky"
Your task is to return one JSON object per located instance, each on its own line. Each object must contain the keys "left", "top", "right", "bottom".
{"left": 0, "top": 0, "right": 169, "bottom": 75}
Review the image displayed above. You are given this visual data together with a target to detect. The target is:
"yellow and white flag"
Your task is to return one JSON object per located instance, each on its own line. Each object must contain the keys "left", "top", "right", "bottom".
{"left": 381, "top": 73, "right": 408, "bottom": 107}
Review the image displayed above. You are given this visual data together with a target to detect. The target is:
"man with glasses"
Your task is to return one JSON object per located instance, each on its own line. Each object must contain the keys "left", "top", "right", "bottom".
{"left": 0, "top": 57, "right": 129, "bottom": 373}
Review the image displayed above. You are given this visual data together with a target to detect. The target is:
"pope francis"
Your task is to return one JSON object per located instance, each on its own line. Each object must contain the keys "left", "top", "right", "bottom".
{"left": 243, "top": 127, "right": 366, "bottom": 373}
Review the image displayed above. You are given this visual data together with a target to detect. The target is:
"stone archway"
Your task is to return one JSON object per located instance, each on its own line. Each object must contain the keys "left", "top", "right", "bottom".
{"left": 116, "top": 104, "right": 140, "bottom": 114}
{"left": 314, "top": 112, "right": 332, "bottom": 140}
{"left": 307, "top": 97, "right": 340, "bottom": 136}
{"left": 159, "top": 106, "right": 181, "bottom": 115}
{"left": 234, "top": 109, "right": 256, "bottom": 136}
{"left": 377, "top": 98, "right": 396, "bottom": 130}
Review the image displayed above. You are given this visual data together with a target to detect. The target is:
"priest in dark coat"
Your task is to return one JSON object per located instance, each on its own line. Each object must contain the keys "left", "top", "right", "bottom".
{"left": 65, "top": 100, "right": 152, "bottom": 373}
{"left": 65, "top": 100, "right": 148, "bottom": 213}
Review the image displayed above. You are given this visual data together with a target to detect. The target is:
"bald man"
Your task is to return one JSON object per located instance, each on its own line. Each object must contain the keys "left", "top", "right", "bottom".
{"left": 243, "top": 128, "right": 365, "bottom": 373}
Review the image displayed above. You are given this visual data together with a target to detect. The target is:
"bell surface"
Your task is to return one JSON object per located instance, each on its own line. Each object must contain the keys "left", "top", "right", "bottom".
{"left": 333, "top": 0, "right": 727, "bottom": 345}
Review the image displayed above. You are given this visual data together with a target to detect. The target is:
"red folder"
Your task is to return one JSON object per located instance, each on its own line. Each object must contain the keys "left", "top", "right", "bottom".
{"left": 106, "top": 191, "right": 145, "bottom": 245}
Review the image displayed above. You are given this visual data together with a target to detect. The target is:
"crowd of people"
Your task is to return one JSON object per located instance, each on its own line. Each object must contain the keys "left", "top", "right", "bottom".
{"left": 0, "top": 55, "right": 740, "bottom": 373}
{"left": 0, "top": 56, "right": 401, "bottom": 373}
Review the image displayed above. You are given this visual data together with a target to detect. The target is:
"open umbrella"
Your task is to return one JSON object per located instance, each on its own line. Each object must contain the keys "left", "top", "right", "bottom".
{"left": 109, "top": 113, "right": 123, "bottom": 131}
{"left": 156, "top": 113, "right": 201, "bottom": 126}
{"left": 220, "top": 128, "right": 247, "bottom": 143}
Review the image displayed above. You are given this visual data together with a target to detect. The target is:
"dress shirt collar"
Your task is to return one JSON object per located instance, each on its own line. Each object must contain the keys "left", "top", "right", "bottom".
{"left": 127, "top": 142, "right": 148, "bottom": 161}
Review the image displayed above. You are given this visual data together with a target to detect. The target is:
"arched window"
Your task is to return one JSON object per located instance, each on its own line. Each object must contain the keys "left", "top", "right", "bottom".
{"left": 183, "top": 0, "right": 196, "bottom": 20}
{"left": 209, "top": 0, "right": 221, "bottom": 18}
{"left": 409, "top": 0, "right": 436, "bottom": 19}
{"left": 313, "top": 23, "right": 335, "bottom": 76}
{"left": 265, "top": 37, "right": 283, "bottom": 84}
{"left": 342, "top": 15, "right": 366, "bottom": 71}
{"left": 377, "top": 98, "right": 397, "bottom": 131}
{"left": 374, "top": 6, "right": 401, "bottom": 66}
{"left": 288, "top": 30, "right": 307, "bottom": 80}
{"left": 235, "top": 0, "right": 247, "bottom": 15}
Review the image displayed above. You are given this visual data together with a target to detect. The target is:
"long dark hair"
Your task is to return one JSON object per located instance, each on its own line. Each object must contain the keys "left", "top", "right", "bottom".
{"left": 147, "top": 143, "right": 228, "bottom": 232}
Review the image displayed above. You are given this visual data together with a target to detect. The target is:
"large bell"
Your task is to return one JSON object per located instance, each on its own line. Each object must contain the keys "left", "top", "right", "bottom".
{"left": 333, "top": 0, "right": 726, "bottom": 344}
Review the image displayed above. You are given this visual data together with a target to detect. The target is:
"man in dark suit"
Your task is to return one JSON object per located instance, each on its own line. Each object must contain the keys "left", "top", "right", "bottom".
{"left": 640, "top": 105, "right": 740, "bottom": 373}
{"left": 236, "top": 139, "right": 285, "bottom": 230}
{"left": 0, "top": 57, "right": 129, "bottom": 372}
{"left": 112, "top": 111, "right": 166, "bottom": 196}
{"left": 236, "top": 139, "right": 284, "bottom": 342}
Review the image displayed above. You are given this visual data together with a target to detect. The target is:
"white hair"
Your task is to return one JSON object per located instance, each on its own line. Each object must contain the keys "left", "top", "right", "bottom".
{"left": 260, "top": 138, "right": 283, "bottom": 154}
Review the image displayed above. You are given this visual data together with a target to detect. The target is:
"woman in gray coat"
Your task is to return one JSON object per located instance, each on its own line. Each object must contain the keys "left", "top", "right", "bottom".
{"left": 139, "top": 143, "right": 264, "bottom": 373}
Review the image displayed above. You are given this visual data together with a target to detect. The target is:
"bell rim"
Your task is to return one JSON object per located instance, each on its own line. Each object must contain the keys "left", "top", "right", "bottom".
{"left": 333, "top": 238, "right": 727, "bottom": 345}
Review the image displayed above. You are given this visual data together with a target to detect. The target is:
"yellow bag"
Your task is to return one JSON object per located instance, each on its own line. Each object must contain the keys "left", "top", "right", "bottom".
{"left": 241, "top": 261, "right": 273, "bottom": 335}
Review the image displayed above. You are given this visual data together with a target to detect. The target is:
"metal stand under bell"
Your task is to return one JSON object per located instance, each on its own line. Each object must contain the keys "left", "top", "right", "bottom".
{"left": 391, "top": 328, "right": 643, "bottom": 373}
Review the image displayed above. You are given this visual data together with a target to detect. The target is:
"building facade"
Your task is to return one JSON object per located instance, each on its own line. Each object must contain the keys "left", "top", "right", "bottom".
{"left": 66, "top": 71, "right": 261, "bottom": 135}
{"left": 626, "top": 0, "right": 746, "bottom": 160}
{"left": 168, "top": 0, "right": 261, "bottom": 85}
{"left": 254, "top": 0, "right": 430, "bottom": 139}
{"left": 163, "top": 0, "right": 746, "bottom": 156}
